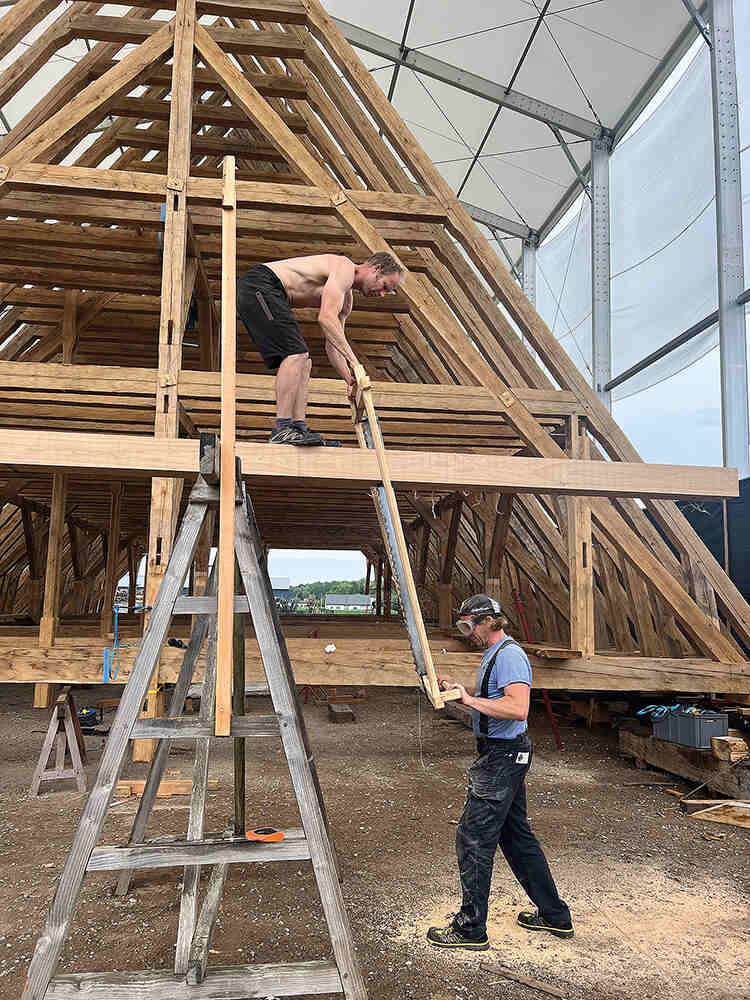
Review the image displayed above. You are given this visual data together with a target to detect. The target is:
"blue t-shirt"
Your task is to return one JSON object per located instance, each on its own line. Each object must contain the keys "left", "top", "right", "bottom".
{"left": 472, "top": 636, "right": 532, "bottom": 739}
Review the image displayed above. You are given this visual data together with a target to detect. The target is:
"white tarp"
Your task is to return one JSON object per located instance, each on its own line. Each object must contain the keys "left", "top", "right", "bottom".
{"left": 537, "top": 1, "right": 749, "bottom": 420}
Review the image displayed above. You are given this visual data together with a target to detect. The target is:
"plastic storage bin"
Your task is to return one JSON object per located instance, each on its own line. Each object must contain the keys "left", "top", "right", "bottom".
{"left": 651, "top": 709, "right": 727, "bottom": 748}
{"left": 674, "top": 710, "right": 727, "bottom": 749}
{"left": 652, "top": 712, "right": 678, "bottom": 742}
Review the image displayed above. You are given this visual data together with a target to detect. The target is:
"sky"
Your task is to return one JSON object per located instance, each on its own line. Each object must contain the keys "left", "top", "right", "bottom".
{"left": 126, "top": 549, "right": 367, "bottom": 588}
{"left": 267, "top": 549, "right": 367, "bottom": 585}
{"left": 613, "top": 348, "right": 722, "bottom": 467}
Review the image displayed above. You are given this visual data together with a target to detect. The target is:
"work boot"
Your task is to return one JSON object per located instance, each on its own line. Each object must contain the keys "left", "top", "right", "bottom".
{"left": 269, "top": 425, "right": 324, "bottom": 446}
{"left": 517, "top": 911, "right": 574, "bottom": 939}
{"left": 426, "top": 923, "right": 489, "bottom": 950}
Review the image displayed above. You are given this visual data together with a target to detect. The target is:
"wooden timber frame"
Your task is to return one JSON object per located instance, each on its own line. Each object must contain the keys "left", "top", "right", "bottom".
{"left": 0, "top": 0, "right": 749, "bottom": 727}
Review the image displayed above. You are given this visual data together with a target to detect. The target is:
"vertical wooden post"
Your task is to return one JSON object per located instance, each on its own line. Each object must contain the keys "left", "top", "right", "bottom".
{"left": 439, "top": 497, "right": 462, "bottom": 628}
{"left": 364, "top": 559, "right": 371, "bottom": 595}
{"left": 137, "top": 0, "right": 197, "bottom": 762}
{"left": 61, "top": 289, "right": 78, "bottom": 364}
{"left": 39, "top": 472, "right": 67, "bottom": 649}
{"left": 35, "top": 476, "right": 67, "bottom": 706}
{"left": 100, "top": 483, "right": 123, "bottom": 637}
{"left": 486, "top": 494, "right": 513, "bottom": 610}
{"left": 216, "top": 155, "right": 237, "bottom": 737}
{"left": 375, "top": 556, "right": 383, "bottom": 616}
{"left": 567, "top": 417, "right": 594, "bottom": 654}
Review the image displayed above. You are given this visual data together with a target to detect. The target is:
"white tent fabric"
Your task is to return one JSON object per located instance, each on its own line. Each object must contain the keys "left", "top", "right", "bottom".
{"left": 537, "top": 4, "right": 750, "bottom": 405}
{"left": 1, "top": 2, "right": 698, "bottom": 241}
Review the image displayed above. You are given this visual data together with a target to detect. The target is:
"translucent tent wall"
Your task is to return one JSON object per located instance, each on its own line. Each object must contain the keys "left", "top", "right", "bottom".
{"left": 536, "top": 6, "right": 750, "bottom": 467}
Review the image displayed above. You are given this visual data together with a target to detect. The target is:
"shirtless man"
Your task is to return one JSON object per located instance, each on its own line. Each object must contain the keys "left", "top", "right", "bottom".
{"left": 236, "top": 252, "right": 403, "bottom": 445}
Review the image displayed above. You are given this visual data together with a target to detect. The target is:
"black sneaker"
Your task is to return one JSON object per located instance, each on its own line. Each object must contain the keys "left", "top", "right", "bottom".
{"left": 269, "top": 426, "right": 324, "bottom": 446}
{"left": 298, "top": 427, "right": 325, "bottom": 445}
{"left": 517, "top": 911, "right": 574, "bottom": 939}
{"left": 426, "top": 924, "right": 489, "bottom": 950}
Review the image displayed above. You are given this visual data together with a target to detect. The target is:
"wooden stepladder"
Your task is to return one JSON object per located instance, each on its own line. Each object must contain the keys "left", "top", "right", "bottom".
{"left": 351, "top": 364, "right": 460, "bottom": 710}
{"left": 30, "top": 686, "right": 88, "bottom": 795}
{"left": 22, "top": 438, "right": 367, "bottom": 1000}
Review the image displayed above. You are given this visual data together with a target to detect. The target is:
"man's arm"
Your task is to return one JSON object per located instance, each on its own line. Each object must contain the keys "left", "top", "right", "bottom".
{"left": 450, "top": 681, "right": 530, "bottom": 721}
{"left": 318, "top": 259, "right": 359, "bottom": 388}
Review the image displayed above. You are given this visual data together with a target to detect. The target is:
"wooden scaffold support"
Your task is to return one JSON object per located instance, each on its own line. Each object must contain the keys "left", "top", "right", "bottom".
{"left": 30, "top": 686, "right": 88, "bottom": 796}
{"left": 22, "top": 440, "right": 367, "bottom": 1000}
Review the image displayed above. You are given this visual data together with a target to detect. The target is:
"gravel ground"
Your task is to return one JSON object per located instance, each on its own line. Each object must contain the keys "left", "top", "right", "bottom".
{"left": 1, "top": 682, "right": 749, "bottom": 1000}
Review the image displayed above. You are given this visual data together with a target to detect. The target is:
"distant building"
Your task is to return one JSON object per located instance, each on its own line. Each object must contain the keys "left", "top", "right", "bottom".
{"left": 324, "top": 593, "right": 374, "bottom": 612}
{"left": 271, "top": 577, "right": 291, "bottom": 601}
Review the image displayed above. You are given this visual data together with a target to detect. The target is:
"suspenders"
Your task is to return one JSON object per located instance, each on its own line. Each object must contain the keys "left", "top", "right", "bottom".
{"left": 478, "top": 638, "right": 521, "bottom": 736}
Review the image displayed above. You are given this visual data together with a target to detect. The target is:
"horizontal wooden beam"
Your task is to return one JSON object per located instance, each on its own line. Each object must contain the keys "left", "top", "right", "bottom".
{"left": 122, "top": 0, "right": 309, "bottom": 23}
{"left": 87, "top": 832, "right": 310, "bottom": 870}
{"left": 1, "top": 638, "right": 748, "bottom": 688}
{"left": 0, "top": 429, "right": 736, "bottom": 499}
{"left": 130, "top": 715, "right": 279, "bottom": 737}
{"left": 107, "top": 97, "right": 307, "bottom": 131}
{"left": 68, "top": 16, "right": 306, "bottom": 57}
{"left": 93, "top": 60, "right": 309, "bottom": 98}
{"left": 0, "top": 164, "right": 446, "bottom": 219}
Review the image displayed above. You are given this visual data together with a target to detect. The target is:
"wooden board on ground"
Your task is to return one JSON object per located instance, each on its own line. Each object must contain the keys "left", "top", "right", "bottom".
{"left": 690, "top": 801, "right": 750, "bottom": 828}
{"left": 116, "top": 778, "right": 220, "bottom": 798}
{"left": 619, "top": 723, "right": 750, "bottom": 799}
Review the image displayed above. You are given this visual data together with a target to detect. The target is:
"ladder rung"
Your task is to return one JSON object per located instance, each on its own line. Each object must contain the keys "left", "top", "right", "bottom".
{"left": 48, "top": 960, "right": 343, "bottom": 998}
{"left": 173, "top": 594, "right": 250, "bottom": 614}
{"left": 87, "top": 831, "right": 310, "bottom": 872}
{"left": 187, "top": 681, "right": 269, "bottom": 699}
{"left": 130, "top": 715, "right": 279, "bottom": 739}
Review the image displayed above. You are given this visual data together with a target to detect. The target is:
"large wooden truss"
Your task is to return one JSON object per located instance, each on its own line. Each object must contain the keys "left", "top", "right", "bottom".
{"left": 0, "top": 0, "right": 749, "bottom": 706}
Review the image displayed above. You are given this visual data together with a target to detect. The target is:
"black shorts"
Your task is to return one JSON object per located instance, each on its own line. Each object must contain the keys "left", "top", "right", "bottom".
{"left": 236, "top": 264, "right": 309, "bottom": 371}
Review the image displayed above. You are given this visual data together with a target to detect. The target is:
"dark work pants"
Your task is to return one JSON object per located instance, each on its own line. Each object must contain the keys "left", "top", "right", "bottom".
{"left": 453, "top": 735, "right": 571, "bottom": 940}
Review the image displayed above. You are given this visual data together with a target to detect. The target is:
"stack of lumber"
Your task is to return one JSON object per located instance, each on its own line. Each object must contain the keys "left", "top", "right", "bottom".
{"left": 711, "top": 734, "right": 749, "bottom": 762}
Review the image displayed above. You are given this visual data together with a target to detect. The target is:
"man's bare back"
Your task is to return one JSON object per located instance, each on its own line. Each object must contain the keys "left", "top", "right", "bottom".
{"left": 266, "top": 254, "right": 354, "bottom": 308}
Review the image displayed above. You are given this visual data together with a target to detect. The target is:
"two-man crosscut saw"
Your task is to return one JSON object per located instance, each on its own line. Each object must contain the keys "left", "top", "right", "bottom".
{"left": 350, "top": 364, "right": 461, "bottom": 710}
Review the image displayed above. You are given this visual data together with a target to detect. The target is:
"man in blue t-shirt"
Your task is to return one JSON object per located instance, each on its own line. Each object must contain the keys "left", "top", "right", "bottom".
{"left": 427, "top": 594, "right": 572, "bottom": 951}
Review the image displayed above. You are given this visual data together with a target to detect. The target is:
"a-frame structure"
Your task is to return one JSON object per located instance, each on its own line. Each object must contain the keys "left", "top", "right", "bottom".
{"left": 0, "top": 0, "right": 748, "bottom": 726}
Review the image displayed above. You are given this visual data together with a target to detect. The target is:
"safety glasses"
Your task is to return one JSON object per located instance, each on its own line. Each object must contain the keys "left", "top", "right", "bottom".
{"left": 456, "top": 615, "right": 480, "bottom": 636}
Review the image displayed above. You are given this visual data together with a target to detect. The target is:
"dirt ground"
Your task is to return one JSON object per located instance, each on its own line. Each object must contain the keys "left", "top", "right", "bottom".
{"left": 1, "top": 682, "right": 748, "bottom": 1000}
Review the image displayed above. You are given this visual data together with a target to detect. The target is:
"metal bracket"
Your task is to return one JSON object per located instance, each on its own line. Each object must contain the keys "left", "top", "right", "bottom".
{"left": 167, "top": 176, "right": 184, "bottom": 192}
{"left": 331, "top": 189, "right": 347, "bottom": 207}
